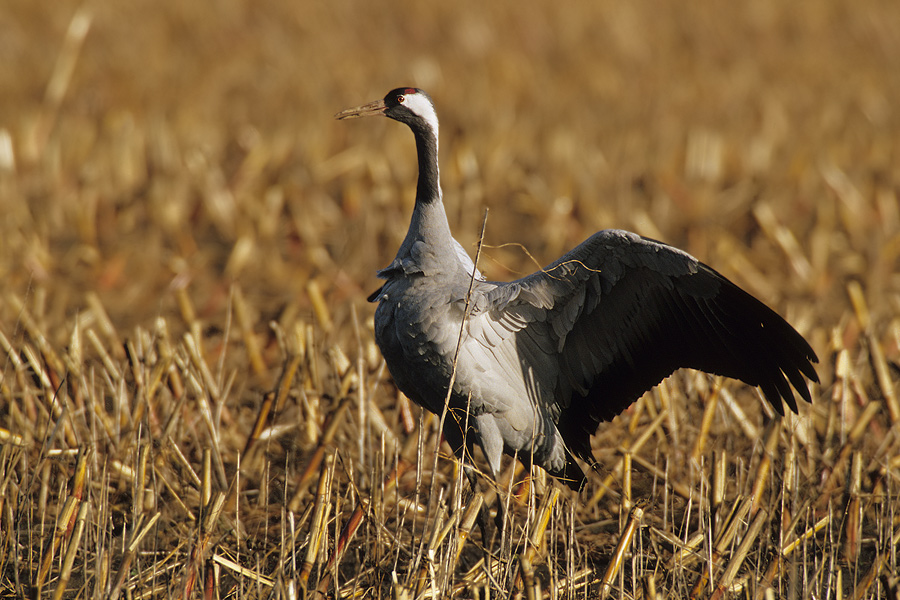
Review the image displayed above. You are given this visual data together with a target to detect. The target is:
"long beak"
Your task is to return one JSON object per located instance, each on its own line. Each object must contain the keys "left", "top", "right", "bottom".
{"left": 334, "top": 99, "right": 387, "bottom": 120}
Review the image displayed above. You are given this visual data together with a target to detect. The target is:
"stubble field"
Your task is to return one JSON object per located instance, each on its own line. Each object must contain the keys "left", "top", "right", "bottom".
{"left": 1, "top": 0, "right": 899, "bottom": 597}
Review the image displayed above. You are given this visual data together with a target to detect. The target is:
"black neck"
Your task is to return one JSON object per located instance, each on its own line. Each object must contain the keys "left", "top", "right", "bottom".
{"left": 411, "top": 122, "right": 440, "bottom": 205}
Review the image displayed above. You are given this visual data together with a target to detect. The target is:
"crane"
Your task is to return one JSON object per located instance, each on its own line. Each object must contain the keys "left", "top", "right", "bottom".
{"left": 336, "top": 88, "right": 818, "bottom": 491}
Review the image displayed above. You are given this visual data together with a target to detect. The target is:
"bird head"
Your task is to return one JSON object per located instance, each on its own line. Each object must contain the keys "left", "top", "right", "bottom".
{"left": 335, "top": 88, "right": 439, "bottom": 135}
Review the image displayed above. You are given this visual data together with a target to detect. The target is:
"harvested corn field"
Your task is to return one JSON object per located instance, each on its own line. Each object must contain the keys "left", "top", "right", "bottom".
{"left": 1, "top": 0, "right": 899, "bottom": 597}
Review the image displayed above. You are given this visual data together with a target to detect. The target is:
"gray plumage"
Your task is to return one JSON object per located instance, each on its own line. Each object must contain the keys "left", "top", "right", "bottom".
{"left": 336, "top": 88, "right": 818, "bottom": 490}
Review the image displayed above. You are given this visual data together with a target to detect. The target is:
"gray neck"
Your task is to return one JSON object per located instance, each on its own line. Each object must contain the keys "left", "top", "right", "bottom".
{"left": 394, "top": 191, "right": 459, "bottom": 276}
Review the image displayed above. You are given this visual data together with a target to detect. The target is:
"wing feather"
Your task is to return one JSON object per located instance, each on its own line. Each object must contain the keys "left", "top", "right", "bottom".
{"left": 473, "top": 229, "right": 818, "bottom": 462}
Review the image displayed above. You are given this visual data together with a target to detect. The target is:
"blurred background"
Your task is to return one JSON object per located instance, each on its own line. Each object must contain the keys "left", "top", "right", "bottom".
{"left": 2, "top": 0, "right": 897, "bottom": 335}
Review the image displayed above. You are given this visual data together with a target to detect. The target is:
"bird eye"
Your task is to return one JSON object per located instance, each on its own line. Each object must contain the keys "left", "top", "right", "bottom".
{"left": 396, "top": 95, "right": 405, "bottom": 103}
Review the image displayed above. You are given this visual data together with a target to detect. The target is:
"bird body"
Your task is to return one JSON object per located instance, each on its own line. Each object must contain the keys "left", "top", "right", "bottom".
{"left": 337, "top": 88, "right": 818, "bottom": 491}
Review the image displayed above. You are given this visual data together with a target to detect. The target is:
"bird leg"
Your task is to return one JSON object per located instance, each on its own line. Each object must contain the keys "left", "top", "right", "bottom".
{"left": 460, "top": 459, "right": 511, "bottom": 584}
{"left": 445, "top": 412, "right": 509, "bottom": 555}
{"left": 461, "top": 462, "right": 492, "bottom": 542}
{"left": 447, "top": 435, "right": 503, "bottom": 559}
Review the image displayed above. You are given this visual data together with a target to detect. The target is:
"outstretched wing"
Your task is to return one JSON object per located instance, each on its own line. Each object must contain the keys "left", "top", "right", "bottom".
{"left": 474, "top": 229, "right": 818, "bottom": 463}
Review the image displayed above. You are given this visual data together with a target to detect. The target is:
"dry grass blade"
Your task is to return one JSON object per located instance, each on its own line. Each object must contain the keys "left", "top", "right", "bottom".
{"left": 709, "top": 508, "right": 768, "bottom": 600}
{"left": 453, "top": 492, "right": 484, "bottom": 564}
{"left": 26, "top": 4, "right": 92, "bottom": 161}
{"left": 781, "top": 515, "right": 830, "bottom": 557}
{"left": 183, "top": 332, "right": 221, "bottom": 402}
{"left": 51, "top": 500, "right": 88, "bottom": 600}
{"left": 712, "top": 449, "right": 727, "bottom": 519}
{"left": 587, "top": 410, "right": 668, "bottom": 508}
{"left": 843, "top": 451, "right": 863, "bottom": 564}
{"left": 211, "top": 553, "right": 275, "bottom": 587}
{"left": 631, "top": 452, "right": 694, "bottom": 500}
{"left": 0, "top": 427, "right": 24, "bottom": 446}
{"left": 718, "top": 389, "right": 760, "bottom": 441}
{"left": 6, "top": 294, "right": 67, "bottom": 381}
{"left": 750, "top": 419, "right": 781, "bottom": 515}
{"left": 518, "top": 553, "right": 540, "bottom": 600}
{"left": 852, "top": 555, "right": 885, "bottom": 600}
{"left": 34, "top": 495, "right": 78, "bottom": 594}
{"left": 300, "top": 452, "right": 335, "bottom": 594}
{"left": 242, "top": 345, "right": 303, "bottom": 460}
{"left": 622, "top": 450, "right": 634, "bottom": 515}
{"left": 392, "top": 571, "right": 411, "bottom": 600}
{"left": 752, "top": 202, "right": 814, "bottom": 283}
{"left": 109, "top": 512, "right": 162, "bottom": 600}
{"left": 599, "top": 500, "right": 645, "bottom": 599}
{"left": 233, "top": 284, "right": 269, "bottom": 378}
{"left": 526, "top": 487, "right": 559, "bottom": 563}
{"left": 756, "top": 512, "right": 832, "bottom": 597}
{"left": 691, "top": 377, "right": 723, "bottom": 461}
{"left": 243, "top": 390, "right": 276, "bottom": 459}
{"left": 508, "top": 486, "right": 561, "bottom": 592}
{"left": 288, "top": 398, "right": 349, "bottom": 512}
{"left": 642, "top": 573, "right": 659, "bottom": 600}
{"left": 867, "top": 331, "right": 899, "bottom": 424}
{"left": 306, "top": 280, "right": 333, "bottom": 334}
{"left": 318, "top": 459, "right": 411, "bottom": 596}
{"left": 686, "top": 497, "right": 752, "bottom": 592}
{"left": 179, "top": 492, "right": 226, "bottom": 599}
{"left": 33, "top": 447, "right": 90, "bottom": 594}
{"left": 818, "top": 400, "right": 882, "bottom": 507}
{"left": 662, "top": 528, "right": 706, "bottom": 571}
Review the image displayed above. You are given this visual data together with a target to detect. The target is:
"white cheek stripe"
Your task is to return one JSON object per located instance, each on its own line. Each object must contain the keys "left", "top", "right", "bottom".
{"left": 404, "top": 94, "right": 440, "bottom": 135}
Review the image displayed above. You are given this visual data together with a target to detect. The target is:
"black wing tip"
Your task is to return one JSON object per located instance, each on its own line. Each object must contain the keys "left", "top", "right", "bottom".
{"left": 367, "top": 286, "right": 384, "bottom": 303}
{"left": 774, "top": 336, "right": 819, "bottom": 412}
{"left": 714, "top": 273, "right": 819, "bottom": 414}
{"left": 760, "top": 356, "right": 817, "bottom": 415}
